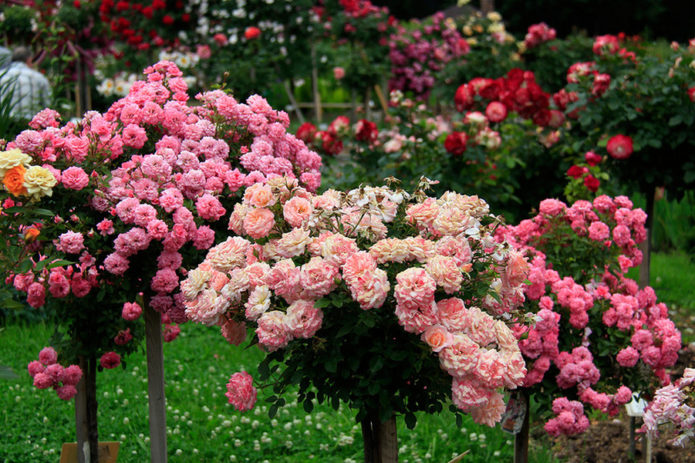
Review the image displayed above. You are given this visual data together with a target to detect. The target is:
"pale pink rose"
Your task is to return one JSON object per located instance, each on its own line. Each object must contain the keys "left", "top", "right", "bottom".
{"left": 243, "top": 208, "right": 275, "bottom": 239}
{"left": 243, "top": 183, "right": 276, "bottom": 208}
{"left": 205, "top": 236, "right": 250, "bottom": 272}
{"left": 504, "top": 250, "right": 530, "bottom": 288}
{"left": 394, "top": 268, "right": 436, "bottom": 313}
{"left": 284, "top": 300, "right": 323, "bottom": 338}
{"left": 369, "top": 238, "right": 411, "bottom": 264}
{"left": 320, "top": 234, "right": 360, "bottom": 267}
{"left": 342, "top": 252, "right": 377, "bottom": 285}
{"left": 403, "top": 236, "right": 436, "bottom": 263}
{"left": 264, "top": 260, "right": 300, "bottom": 303}
{"left": 333, "top": 66, "right": 345, "bottom": 80}
{"left": 406, "top": 198, "right": 439, "bottom": 230}
{"left": 225, "top": 371, "right": 257, "bottom": 412}
{"left": 348, "top": 268, "right": 389, "bottom": 310}
{"left": 299, "top": 257, "right": 339, "bottom": 299}
{"left": 256, "top": 311, "right": 291, "bottom": 351}
{"left": 425, "top": 255, "right": 462, "bottom": 294}
{"left": 228, "top": 203, "right": 251, "bottom": 234}
{"left": 436, "top": 297, "right": 469, "bottom": 332}
{"left": 471, "top": 392, "right": 506, "bottom": 426}
{"left": 451, "top": 377, "right": 492, "bottom": 411}
{"left": 439, "top": 334, "right": 480, "bottom": 377}
{"left": 466, "top": 307, "right": 497, "bottom": 346}
{"left": 283, "top": 196, "right": 313, "bottom": 228}
{"left": 474, "top": 349, "right": 506, "bottom": 388}
{"left": 421, "top": 324, "right": 454, "bottom": 352}
{"left": 245, "top": 285, "right": 271, "bottom": 321}
{"left": 275, "top": 228, "right": 311, "bottom": 258}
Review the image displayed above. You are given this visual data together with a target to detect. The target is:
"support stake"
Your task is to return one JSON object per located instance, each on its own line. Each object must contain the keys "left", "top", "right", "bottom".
{"left": 145, "top": 305, "right": 167, "bottom": 463}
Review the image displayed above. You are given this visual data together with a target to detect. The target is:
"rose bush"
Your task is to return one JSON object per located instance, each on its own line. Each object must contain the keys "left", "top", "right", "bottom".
{"left": 497, "top": 195, "right": 681, "bottom": 435}
{"left": 181, "top": 178, "right": 532, "bottom": 455}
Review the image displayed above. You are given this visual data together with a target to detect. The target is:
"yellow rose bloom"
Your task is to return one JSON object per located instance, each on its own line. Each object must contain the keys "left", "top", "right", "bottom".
{"left": 487, "top": 12, "right": 502, "bottom": 22}
{"left": 22, "top": 166, "right": 57, "bottom": 200}
{"left": 0, "top": 149, "right": 32, "bottom": 177}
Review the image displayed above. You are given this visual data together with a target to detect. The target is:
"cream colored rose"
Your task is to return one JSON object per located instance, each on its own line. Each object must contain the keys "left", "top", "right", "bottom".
{"left": 0, "top": 149, "right": 32, "bottom": 177}
{"left": 23, "top": 166, "right": 57, "bottom": 200}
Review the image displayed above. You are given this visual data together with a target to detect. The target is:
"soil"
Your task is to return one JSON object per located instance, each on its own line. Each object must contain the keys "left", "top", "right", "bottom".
{"left": 547, "top": 347, "right": 695, "bottom": 463}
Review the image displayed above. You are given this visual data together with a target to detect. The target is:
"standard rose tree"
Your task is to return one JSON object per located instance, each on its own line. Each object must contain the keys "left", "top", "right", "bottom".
{"left": 182, "top": 178, "right": 532, "bottom": 460}
{"left": 0, "top": 60, "right": 320, "bottom": 462}
{"left": 497, "top": 196, "right": 681, "bottom": 439}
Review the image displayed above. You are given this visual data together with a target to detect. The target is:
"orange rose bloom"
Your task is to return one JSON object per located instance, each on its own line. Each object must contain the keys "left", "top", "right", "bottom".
{"left": 24, "top": 227, "right": 40, "bottom": 242}
{"left": 3, "top": 164, "right": 27, "bottom": 196}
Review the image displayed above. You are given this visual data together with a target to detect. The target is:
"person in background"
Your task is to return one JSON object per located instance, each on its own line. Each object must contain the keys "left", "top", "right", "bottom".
{"left": 0, "top": 45, "right": 10, "bottom": 69}
{"left": 0, "top": 46, "right": 51, "bottom": 122}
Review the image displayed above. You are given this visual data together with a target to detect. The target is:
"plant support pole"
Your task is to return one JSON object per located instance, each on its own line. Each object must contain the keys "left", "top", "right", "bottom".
{"left": 145, "top": 305, "right": 167, "bottom": 462}
{"left": 75, "top": 355, "right": 99, "bottom": 463}
{"left": 514, "top": 391, "right": 530, "bottom": 463}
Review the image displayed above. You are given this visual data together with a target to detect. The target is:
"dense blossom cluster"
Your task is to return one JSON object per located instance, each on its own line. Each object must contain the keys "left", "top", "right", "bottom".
{"left": 1, "top": 60, "right": 320, "bottom": 396}
{"left": 643, "top": 368, "right": 695, "bottom": 446}
{"left": 182, "top": 179, "right": 530, "bottom": 425}
{"left": 523, "top": 23, "right": 556, "bottom": 49}
{"left": 389, "top": 13, "right": 469, "bottom": 99}
{"left": 497, "top": 196, "right": 681, "bottom": 435}
{"left": 27, "top": 347, "right": 83, "bottom": 401}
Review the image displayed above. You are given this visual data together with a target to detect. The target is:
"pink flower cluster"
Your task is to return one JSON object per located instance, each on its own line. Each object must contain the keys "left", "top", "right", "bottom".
{"left": 27, "top": 347, "right": 82, "bottom": 401}
{"left": 497, "top": 195, "right": 681, "bottom": 435}
{"left": 389, "top": 12, "right": 469, "bottom": 99}
{"left": 544, "top": 398, "right": 590, "bottom": 436}
{"left": 643, "top": 368, "right": 695, "bottom": 446}
{"left": 8, "top": 60, "right": 321, "bottom": 348}
{"left": 182, "top": 180, "right": 529, "bottom": 424}
{"left": 225, "top": 371, "right": 257, "bottom": 412}
{"left": 524, "top": 23, "right": 556, "bottom": 49}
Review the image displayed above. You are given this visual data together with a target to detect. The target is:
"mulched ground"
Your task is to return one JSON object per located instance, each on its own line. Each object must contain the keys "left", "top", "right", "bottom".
{"left": 547, "top": 346, "right": 695, "bottom": 463}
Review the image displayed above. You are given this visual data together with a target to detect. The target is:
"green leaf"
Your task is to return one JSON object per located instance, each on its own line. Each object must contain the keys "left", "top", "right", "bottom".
{"left": 46, "top": 260, "right": 74, "bottom": 270}
{"left": 668, "top": 114, "right": 683, "bottom": 126}
{"left": 303, "top": 400, "right": 314, "bottom": 413}
{"left": 404, "top": 413, "right": 416, "bottom": 429}
{"left": 268, "top": 403, "right": 279, "bottom": 419}
{"left": 0, "top": 365, "right": 19, "bottom": 380}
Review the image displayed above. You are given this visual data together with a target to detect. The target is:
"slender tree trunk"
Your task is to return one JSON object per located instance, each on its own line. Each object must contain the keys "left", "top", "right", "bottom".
{"left": 310, "top": 43, "right": 322, "bottom": 124}
{"left": 361, "top": 412, "right": 398, "bottom": 463}
{"left": 145, "top": 305, "right": 168, "bottom": 463}
{"left": 514, "top": 391, "right": 530, "bottom": 463}
{"left": 481, "top": 0, "right": 495, "bottom": 14}
{"left": 75, "top": 355, "right": 99, "bottom": 463}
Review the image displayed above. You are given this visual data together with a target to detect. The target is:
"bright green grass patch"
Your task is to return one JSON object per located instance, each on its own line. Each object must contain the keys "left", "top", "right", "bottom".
{"left": 0, "top": 322, "right": 558, "bottom": 463}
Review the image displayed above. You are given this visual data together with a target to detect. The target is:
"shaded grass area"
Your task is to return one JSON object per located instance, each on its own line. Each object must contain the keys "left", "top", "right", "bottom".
{"left": 0, "top": 322, "right": 558, "bottom": 463}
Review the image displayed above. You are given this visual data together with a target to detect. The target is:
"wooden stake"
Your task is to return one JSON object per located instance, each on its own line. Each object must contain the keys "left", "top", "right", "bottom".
{"left": 514, "top": 391, "right": 530, "bottom": 463}
{"left": 638, "top": 186, "right": 655, "bottom": 289}
{"left": 282, "top": 80, "right": 305, "bottom": 124}
{"left": 310, "top": 44, "right": 322, "bottom": 123}
{"left": 145, "top": 305, "right": 167, "bottom": 463}
{"left": 75, "top": 355, "right": 99, "bottom": 463}
{"left": 373, "top": 84, "right": 388, "bottom": 117}
{"left": 377, "top": 416, "right": 398, "bottom": 462}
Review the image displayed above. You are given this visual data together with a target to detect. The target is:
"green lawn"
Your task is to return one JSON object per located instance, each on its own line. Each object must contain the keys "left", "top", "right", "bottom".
{"left": 0, "top": 322, "right": 557, "bottom": 463}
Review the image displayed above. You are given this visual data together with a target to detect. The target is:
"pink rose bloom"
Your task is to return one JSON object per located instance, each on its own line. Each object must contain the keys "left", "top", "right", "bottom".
{"left": 100, "top": 352, "right": 121, "bottom": 369}
{"left": 26, "top": 282, "right": 46, "bottom": 308}
{"left": 62, "top": 365, "right": 83, "bottom": 386}
{"left": 243, "top": 207, "right": 275, "bottom": 239}
{"left": 151, "top": 268, "right": 179, "bottom": 293}
{"left": 133, "top": 204, "right": 158, "bottom": 228}
{"left": 283, "top": 196, "right": 313, "bottom": 228}
{"left": 61, "top": 166, "right": 90, "bottom": 190}
{"left": 122, "top": 302, "right": 143, "bottom": 321}
{"left": 33, "top": 372, "right": 54, "bottom": 389}
{"left": 122, "top": 124, "right": 148, "bottom": 149}
{"left": 439, "top": 334, "right": 480, "bottom": 377}
{"left": 104, "top": 253, "right": 130, "bottom": 275}
{"left": 451, "top": 377, "right": 492, "bottom": 411}
{"left": 474, "top": 349, "right": 506, "bottom": 388}
{"left": 421, "top": 324, "right": 454, "bottom": 352}
{"left": 425, "top": 255, "right": 462, "bottom": 294}
{"left": 39, "top": 347, "right": 58, "bottom": 365}
{"left": 221, "top": 319, "right": 247, "bottom": 346}
{"left": 44, "top": 363, "right": 64, "bottom": 383}
{"left": 485, "top": 101, "right": 507, "bottom": 123}
{"left": 299, "top": 257, "right": 339, "bottom": 299}
{"left": 196, "top": 194, "right": 226, "bottom": 221}
{"left": 56, "top": 384, "right": 78, "bottom": 400}
{"left": 28, "top": 360, "right": 45, "bottom": 377}
{"left": 613, "top": 386, "right": 632, "bottom": 405}
{"left": 606, "top": 134, "right": 633, "bottom": 160}
{"left": 588, "top": 221, "right": 610, "bottom": 241}
{"left": 539, "top": 199, "right": 566, "bottom": 217}
{"left": 504, "top": 250, "right": 530, "bottom": 288}
{"left": 225, "top": 371, "right": 257, "bottom": 412}
{"left": 193, "top": 225, "right": 216, "bottom": 250}
{"left": 159, "top": 188, "right": 184, "bottom": 213}
{"left": 333, "top": 66, "right": 345, "bottom": 80}
{"left": 284, "top": 300, "right": 323, "bottom": 339}
{"left": 256, "top": 311, "right": 290, "bottom": 352}
{"left": 57, "top": 231, "right": 85, "bottom": 254}
{"left": 471, "top": 392, "right": 506, "bottom": 426}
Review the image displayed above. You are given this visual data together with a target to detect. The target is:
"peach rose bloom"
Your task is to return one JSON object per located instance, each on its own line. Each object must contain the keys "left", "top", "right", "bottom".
{"left": 425, "top": 255, "right": 462, "bottom": 294}
{"left": 243, "top": 208, "right": 275, "bottom": 239}
{"left": 421, "top": 324, "right": 454, "bottom": 352}
{"left": 406, "top": 198, "right": 439, "bottom": 229}
{"left": 283, "top": 196, "right": 313, "bottom": 228}
{"left": 436, "top": 297, "right": 469, "bottom": 332}
{"left": 369, "top": 238, "right": 410, "bottom": 264}
{"left": 228, "top": 203, "right": 251, "bottom": 234}
{"left": 275, "top": 228, "right": 311, "bottom": 258}
{"left": 504, "top": 249, "right": 530, "bottom": 288}
{"left": 243, "top": 183, "right": 276, "bottom": 208}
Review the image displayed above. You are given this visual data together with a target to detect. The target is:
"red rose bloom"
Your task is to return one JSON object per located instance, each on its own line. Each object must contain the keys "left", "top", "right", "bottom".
{"left": 354, "top": 119, "right": 378, "bottom": 143}
{"left": 567, "top": 165, "right": 585, "bottom": 179}
{"left": 444, "top": 132, "right": 468, "bottom": 156}
{"left": 244, "top": 27, "right": 261, "bottom": 40}
{"left": 585, "top": 151, "right": 602, "bottom": 166}
{"left": 454, "top": 84, "right": 474, "bottom": 112}
{"left": 162, "top": 14, "right": 174, "bottom": 25}
{"left": 688, "top": 87, "right": 695, "bottom": 103}
{"left": 296, "top": 122, "right": 317, "bottom": 144}
{"left": 584, "top": 175, "right": 600, "bottom": 192}
{"left": 100, "top": 351, "right": 121, "bottom": 369}
{"left": 606, "top": 134, "right": 633, "bottom": 160}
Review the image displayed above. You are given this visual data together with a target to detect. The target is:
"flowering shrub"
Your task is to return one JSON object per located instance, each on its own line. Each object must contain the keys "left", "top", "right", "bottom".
{"left": 388, "top": 12, "right": 469, "bottom": 100}
{"left": 562, "top": 35, "right": 695, "bottom": 199}
{"left": 498, "top": 195, "right": 681, "bottom": 435}
{"left": 0, "top": 61, "right": 320, "bottom": 398}
{"left": 182, "top": 178, "right": 531, "bottom": 430}
{"left": 643, "top": 368, "right": 695, "bottom": 446}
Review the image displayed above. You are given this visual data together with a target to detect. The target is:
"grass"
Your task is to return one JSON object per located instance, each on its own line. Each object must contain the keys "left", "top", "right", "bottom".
{"left": 0, "top": 322, "right": 558, "bottom": 463}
